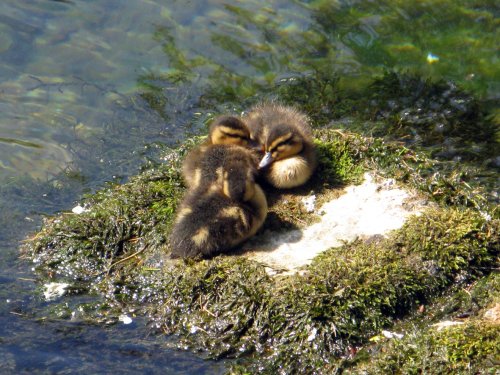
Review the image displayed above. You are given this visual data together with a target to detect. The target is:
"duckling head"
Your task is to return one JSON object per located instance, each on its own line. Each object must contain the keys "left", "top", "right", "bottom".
{"left": 209, "top": 116, "right": 251, "bottom": 147}
{"left": 222, "top": 168, "right": 256, "bottom": 202}
{"left": 258, "top": 125, "right": 304, "bottom": 169}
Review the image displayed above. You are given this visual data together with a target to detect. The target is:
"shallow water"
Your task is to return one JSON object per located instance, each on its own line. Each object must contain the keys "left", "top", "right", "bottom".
{"left": 0, "top": 0, "right": 498, "bottom": 373}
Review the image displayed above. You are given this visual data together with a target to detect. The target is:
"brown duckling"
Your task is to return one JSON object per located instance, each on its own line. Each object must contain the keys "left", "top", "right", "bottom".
{"left": 170, "top": 144, "right": 268, "bottom": 259}
{"left": 182, "top": 115, "right": 252, "bottom": 189}
{"left": 243, "top": 103, "right": 317, "bottom": 189}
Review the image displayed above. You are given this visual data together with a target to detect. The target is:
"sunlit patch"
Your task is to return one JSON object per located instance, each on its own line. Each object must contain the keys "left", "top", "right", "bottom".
{"left": 215, "top": 167, "right": 223, "bottom": 181}
{"left": 222, "top": 170, "right": 231, "bottom": 198}
{"left": 191, "top": 169, "right": 202, "bottom": 190}
{"left": 268, "top": 156, "right": 310, "bottom": 188}
{"left": 269, "top": 133, "right": 293, "bottom": 151}
{"left": 219, "top": 206, "right": 242, "bottom": 219}
{"left": 192, "top": 227, "right": 209, "bottom": 246}
{"left": 175, "top": 207, "right": 193, "bottom": 223}
{"left": 72, "top": 204, "right": 88, "bottom": 214}
{"left": 43, "top": 282, "right": 70, "bottom": 301}
{"left": 426, "top": 52, "right": 439, "bottom": 64}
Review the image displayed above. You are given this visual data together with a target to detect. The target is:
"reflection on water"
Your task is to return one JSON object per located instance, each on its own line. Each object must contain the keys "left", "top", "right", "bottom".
{"left": 0, "top": 0, "right": 498, "bottom": 373}
{"left": 0, "top": 0, "right": 173, "bottom": 181}
{"left": 1, "top": 0, "right": 498, "bottom": 179}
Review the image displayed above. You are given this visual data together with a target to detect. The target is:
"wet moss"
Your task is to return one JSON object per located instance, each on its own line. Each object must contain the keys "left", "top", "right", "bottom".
{"left": 21, "top": 125, "right": 499, "bottom": 374}
{"left": 265, "top": 208, "right": 498, "bottom": 373}
{"left": 24, "top": 146, "right": 187, "bottom": 282}
{"left": 270, "top": 70, "right": 500, "bottom": 175}
{"left": 353, "top": 318, "right": 500, "bottom": 374}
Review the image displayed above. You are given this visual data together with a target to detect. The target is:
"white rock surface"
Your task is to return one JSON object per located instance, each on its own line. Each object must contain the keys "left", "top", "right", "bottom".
{"left": 243, "top": 173, "right": 426, "bottom": 272}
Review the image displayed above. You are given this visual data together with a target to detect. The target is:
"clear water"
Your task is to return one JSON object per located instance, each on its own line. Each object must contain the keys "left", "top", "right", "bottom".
{"left": 0, "top": 0, "right": 498, "bottom": 373}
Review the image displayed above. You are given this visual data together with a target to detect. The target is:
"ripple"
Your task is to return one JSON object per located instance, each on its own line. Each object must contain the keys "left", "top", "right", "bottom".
{"left": 0, "top": 137, "right": 42, "bottom": 148}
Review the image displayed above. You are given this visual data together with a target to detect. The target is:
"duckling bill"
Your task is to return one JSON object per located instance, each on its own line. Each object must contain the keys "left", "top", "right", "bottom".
{"left": 170, "top": 145, "right": 267, "bottom": 259}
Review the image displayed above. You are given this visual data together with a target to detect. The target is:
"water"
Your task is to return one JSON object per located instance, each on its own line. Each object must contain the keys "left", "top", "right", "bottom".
{"left": 0, "top": 1, "right": 498, "bottom": 373}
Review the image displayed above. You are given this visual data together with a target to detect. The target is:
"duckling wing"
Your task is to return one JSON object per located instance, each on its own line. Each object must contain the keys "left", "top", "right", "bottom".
{"left": 170, "top": 193, "right": 254, "bottom": 259}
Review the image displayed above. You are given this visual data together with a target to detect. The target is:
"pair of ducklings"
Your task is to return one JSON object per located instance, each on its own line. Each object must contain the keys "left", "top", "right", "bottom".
{"left": 170, "top": 103, "right": 317, "bottom": 259}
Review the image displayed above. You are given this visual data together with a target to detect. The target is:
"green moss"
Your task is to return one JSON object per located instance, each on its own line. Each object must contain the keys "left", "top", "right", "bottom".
{"left": 22, "top": 126, "right": 499, "bottom": 374}
{"left": 314, "top": 129, "right": 367, "bottom": 185}
{"left": 435, "top": 323, "right": 499, "bottom": 370}
{"left": 24, "top": 147, "right": 186, "bottom": 281}
{"left": 274, "top": 72, "right": 356, "bottom": 125}
{"left": 353, "top": 320, "right": 500, "bottom": 374}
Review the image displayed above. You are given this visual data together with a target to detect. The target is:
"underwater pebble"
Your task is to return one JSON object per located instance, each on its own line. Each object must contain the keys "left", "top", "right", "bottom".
{"left": 0, "top": 25, "right": 13, "bottom": 53}
{"left": 119, "top": 314, "right": 133, "bottom": 324}
{"left": 43, "top": 282, "right": 69, "bottom": 301}
{"left": 302, "top": 195, "right": 316, "bottom": 213}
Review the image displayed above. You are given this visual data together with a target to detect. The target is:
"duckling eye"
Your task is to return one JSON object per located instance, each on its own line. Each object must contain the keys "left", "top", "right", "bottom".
{"left": 272, "top": 140, "right": 292, "bottom": 153}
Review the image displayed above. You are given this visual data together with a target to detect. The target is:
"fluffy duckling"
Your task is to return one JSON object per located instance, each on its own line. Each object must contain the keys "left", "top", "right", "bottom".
{"left": 182, "top": 116, "right": 252, "bottom": 189}
{"left": 243, "top": 103, "right": 317, "bottom": 189}
{"left": 170, "top": 145, "right": 268, "bottom": 259}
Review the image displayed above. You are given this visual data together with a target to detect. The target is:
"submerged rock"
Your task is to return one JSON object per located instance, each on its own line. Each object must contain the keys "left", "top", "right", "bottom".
{"left": 21, "top": 128, "right": 499, "bottom": 374}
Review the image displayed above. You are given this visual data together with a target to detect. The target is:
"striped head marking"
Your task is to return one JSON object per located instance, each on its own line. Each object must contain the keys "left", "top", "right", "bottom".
{"left": 209, "top": 116, "right": 250, "bottom": 146}
{"left": 259, "top": 130, "right": 303, "bottom": 168}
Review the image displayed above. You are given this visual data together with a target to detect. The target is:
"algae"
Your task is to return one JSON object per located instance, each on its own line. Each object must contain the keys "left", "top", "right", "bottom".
{"left": 349, "top": 273, "right": 500, "bottom": 374}
{"left": 22, "top": 122, "right": 499, "bottom": 373}
{"left": 19, "top": 58, "right": 499, "bottom": 373}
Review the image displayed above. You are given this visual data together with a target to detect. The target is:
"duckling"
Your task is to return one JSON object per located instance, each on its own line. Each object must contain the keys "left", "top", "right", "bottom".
{"left": 182, "top": 115, "right": 252, "bottom": 189}
{"left": 170, "top": 145, "right": 268, "bottom": 259}
{"left": 243, "top": 103, "right": 317, "bottom": 189}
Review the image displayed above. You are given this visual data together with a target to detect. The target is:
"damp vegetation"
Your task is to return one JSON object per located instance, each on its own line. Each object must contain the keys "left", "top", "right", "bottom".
{"left": 349, "top": 272, "right": 500, "bottom": 374}
{"left": 22, "top": 67, "right": 499, "bottom": 374}
{"left": 22, "top": 109, "right": 499, "bottom": 373}
{"left": 17, "top": 24, "right": 500, "bottom": 371}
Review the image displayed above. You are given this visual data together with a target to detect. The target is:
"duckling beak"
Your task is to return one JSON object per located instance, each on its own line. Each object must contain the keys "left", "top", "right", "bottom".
{"left": 258, "top": 152, "right": 273, "bottom": 169}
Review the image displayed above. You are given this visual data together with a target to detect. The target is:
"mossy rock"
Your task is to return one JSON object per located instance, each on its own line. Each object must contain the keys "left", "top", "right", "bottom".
{"left": 351, "top": 284, "right": 500, "bottom": 374}
{"left": 22, "top": 128, "right": 499, "bottom": 374}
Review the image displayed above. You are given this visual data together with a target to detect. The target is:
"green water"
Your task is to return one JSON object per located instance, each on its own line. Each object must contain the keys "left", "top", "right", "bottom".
{"left": 0, "top": 0, "right": 498, "bottom": 373}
